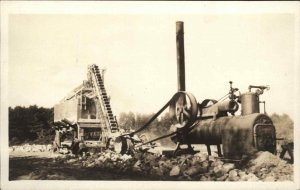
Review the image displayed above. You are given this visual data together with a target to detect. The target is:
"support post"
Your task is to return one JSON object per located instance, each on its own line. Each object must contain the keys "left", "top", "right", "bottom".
{"left": 206, "top": 144, "right": 211, "bottom": 156}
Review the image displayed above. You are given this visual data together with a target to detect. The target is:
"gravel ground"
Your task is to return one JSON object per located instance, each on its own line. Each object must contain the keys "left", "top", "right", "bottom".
{"left": 9, "top": 145, "right": 293, "bottom": 181}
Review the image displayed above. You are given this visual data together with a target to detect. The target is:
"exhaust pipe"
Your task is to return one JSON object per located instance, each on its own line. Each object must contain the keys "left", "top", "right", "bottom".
{"left": 176, "top": 21, "right": 186, "bottom": 92}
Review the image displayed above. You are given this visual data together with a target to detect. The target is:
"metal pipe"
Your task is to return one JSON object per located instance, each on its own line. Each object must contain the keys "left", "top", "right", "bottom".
{"left": 248, "top": 85, "right": 270, "bottom": 92}
{"left": 176, "top": 21, "right": 186, "bottom": 91}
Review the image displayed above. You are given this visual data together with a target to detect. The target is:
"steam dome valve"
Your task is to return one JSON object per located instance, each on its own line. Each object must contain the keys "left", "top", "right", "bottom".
{"left": 229, "top": 81, "right": 239, "bottom": 101}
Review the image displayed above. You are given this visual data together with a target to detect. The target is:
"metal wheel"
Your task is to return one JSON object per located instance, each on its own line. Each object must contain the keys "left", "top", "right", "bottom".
{"left": 113, "top": 136, "right": 131, "bottom": 155}
{"left": 169, "top": 92, "right": 198, "bottom": 128}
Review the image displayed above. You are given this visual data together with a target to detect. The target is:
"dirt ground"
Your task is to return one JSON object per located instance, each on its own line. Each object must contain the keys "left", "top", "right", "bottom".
{"left": 9, "top": 151, "right": 158, "bottom": 180}
{"left": 8, "top": 145, "right": 213, "bottom": 181}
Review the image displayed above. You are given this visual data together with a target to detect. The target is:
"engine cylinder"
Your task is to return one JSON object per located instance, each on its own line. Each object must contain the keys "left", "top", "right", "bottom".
{"left": 240, "top": 92, "right": 260, "bottom": 115}
{"left": 217, "top": 100, "right": 239, "bottom": 113}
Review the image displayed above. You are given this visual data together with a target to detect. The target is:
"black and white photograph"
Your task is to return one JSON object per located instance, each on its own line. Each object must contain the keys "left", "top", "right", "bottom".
{"left": 1, "top": 2, "right": 299, "bottom": 190}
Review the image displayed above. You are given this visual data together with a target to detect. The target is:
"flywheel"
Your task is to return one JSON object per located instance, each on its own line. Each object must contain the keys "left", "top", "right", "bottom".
{"left": 169, "top": 92, "right": 198, "bottom": 128}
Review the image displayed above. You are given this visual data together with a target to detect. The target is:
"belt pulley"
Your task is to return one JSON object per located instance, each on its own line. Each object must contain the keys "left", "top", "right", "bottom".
{"left": 169, "top": 91, "right": 198, "bottom": 128}
{"left": 120, "top": 91, "right": 199, "bottom": 148}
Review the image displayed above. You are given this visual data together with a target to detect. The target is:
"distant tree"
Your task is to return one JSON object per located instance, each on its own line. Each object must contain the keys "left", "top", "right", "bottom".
{"left": 9, "top": 106, "right": 37, "bottom": 143}
{"left": 118, "top": 112, "right": 135, "bottom": 131}
{"left": 135, "top": 113, "right": 158, "bottom": 132}
{"left": 148, "top": 113, "right": 175, "bottom": 146}
{"left": 9, "top": 105, "right": 54, "bottom": 145}
{"left": 270, "top": 113, "right": 294, "bottom": 141}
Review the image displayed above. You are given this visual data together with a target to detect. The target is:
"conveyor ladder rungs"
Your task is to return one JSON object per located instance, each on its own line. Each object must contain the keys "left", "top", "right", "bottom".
{"left": 89, "top": 64, "right": 119, "bottom": 133}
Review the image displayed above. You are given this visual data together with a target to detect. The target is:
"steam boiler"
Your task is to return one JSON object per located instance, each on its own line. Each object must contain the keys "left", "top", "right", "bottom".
{"left": 125, "top": 21, "right": 277, "bottom": 160}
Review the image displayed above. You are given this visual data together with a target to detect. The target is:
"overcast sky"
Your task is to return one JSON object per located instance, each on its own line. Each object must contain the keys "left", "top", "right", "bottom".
{"left": 8, "top": 13, "right": 296, "bottom": 119}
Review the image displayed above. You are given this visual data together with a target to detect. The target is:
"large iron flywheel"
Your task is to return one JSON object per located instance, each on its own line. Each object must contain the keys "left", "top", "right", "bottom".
{"left": 169, "top": 92, "right": 198, "bottom": 128}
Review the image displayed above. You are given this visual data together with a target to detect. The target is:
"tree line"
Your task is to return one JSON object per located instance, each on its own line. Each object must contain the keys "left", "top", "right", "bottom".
{"left": 8, "top": 105, "right": 294, "bottom": 146}
{"left": 9, "top": 105, "right": 54, "bottom": 145}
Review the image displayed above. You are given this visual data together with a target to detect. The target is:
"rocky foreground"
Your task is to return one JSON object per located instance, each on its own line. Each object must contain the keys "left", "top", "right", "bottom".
{"left": 9, "top": 145, "right": 293, "bottom": 181}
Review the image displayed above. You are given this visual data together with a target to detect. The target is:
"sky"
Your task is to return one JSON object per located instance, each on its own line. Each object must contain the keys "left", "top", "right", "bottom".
{"left": 7, "top": 13, "right": 297, "bottom": 119}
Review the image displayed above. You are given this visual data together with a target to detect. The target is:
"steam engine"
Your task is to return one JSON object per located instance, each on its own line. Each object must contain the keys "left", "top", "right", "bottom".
{"left": 168, "top": 22, "right": 276, "bottom": 160}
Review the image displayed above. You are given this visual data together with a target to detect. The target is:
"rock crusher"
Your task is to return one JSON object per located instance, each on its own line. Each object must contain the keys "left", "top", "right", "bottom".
{"left": 53, "top": 64, "right": 121, "bottom": 153}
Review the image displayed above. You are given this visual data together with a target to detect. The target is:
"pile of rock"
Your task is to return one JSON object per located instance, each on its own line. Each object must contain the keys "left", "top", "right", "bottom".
{"left": 59, "top": 150, "right": 293, "bottom": 181}
{"left": 244, "top": 151, "right": 293, "bottom": 181}
{"left": 9, "top": 144, "right": 53, "bottom": 152}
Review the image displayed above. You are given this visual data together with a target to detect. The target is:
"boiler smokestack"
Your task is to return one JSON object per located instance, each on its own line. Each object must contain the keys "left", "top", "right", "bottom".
{"left": 176, "top": 21, "right": 186, "bottom": 92}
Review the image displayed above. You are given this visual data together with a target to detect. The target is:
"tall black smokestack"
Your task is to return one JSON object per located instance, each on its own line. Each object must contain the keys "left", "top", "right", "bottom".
{"left": 176, "top": 21, "right": 185, "bottom": 92}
